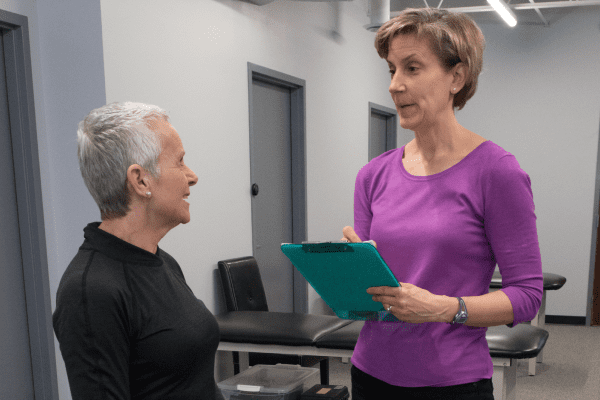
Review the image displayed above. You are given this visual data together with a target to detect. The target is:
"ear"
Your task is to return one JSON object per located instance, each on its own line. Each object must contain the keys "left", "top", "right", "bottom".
{"left": 126, "top": 164, "right": 151, "bottom": 198}
{"left": 451, "top": 62, "right": 467, "bottom": 93}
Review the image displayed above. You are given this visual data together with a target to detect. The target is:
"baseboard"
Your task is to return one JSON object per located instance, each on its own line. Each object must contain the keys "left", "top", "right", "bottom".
{"left": 545, "top": 315, "right": 586, "bottom": 325}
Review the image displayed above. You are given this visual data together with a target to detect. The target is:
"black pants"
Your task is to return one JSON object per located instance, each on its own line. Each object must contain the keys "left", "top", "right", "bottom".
{"left": 351, "top": 365, "right": 494, "bottom": 400}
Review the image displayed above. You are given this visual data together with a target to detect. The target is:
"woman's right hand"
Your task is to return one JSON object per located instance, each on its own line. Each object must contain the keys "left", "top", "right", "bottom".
{"left": 341, "top": 226, "right": 377, "bottom": 248}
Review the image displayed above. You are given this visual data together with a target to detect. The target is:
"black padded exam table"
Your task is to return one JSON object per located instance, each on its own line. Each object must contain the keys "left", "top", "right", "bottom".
{"left": 216, "top": 311, "right": 548, "bottom": 400}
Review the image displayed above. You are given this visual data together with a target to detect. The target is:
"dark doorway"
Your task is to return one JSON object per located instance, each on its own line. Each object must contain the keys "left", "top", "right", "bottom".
{"left": 368, "top": 102, "right": 398, "bottom": 161}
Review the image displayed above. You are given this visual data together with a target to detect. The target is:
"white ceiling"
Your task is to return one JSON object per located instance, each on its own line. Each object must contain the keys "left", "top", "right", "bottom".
{"left": 389, "top": 0, "right": 600, "bottom": 26}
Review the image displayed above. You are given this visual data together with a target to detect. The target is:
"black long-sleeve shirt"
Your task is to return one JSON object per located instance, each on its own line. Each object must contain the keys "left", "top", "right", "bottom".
{"left": 53, "top": 222, "right": 224, "bottom": 400}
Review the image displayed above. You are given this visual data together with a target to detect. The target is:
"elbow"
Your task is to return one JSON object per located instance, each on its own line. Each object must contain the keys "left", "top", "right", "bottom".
{"left": 522, "top": 290, "right": 542, "bottom": 324}
{"left": 528, "top": 279, "right": 544, "bottom": 321}
{"left": 501, "top": 281, "right": 543, "bottom": 326}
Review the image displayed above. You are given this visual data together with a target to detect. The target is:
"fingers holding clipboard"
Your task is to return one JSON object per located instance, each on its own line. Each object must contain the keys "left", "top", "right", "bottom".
{"left": 340, "top": 226, "right": 377, "bottom": 249}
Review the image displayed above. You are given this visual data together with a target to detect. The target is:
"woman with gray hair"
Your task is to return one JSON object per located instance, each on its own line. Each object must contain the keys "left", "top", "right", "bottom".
{"left": 53, "top": 102, "right": 225, "bottom": 400}
{"left": 340, "top": 8, "right": 542, "bottom": 399}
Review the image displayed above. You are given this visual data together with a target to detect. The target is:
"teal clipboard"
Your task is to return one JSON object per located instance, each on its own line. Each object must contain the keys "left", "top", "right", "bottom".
{"left": 280, "top": 242, "right": 400, "bottom": 320}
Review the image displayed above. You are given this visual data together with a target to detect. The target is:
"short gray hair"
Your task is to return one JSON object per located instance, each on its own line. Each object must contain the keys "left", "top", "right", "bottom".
{"left": 77, "top": 101, "right": 170, "bottom": 219}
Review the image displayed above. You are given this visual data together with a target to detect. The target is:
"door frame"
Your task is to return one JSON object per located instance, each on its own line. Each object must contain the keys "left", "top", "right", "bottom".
{"left": 587, "top": 117, "right": 600, "bottom": 326}
{"left": 368, "top": 101, "right": 398, "bottom": 161}
{"left": 1, "top": 9, "right": 58, "bottom": 400}
{"left": 247, "top": 62, "right": 308, "bottom": 313}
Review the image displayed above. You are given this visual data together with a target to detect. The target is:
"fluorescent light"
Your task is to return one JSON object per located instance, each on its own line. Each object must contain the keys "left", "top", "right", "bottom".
{"left": 487, "top": 0, "right": 517, "bottom": 27}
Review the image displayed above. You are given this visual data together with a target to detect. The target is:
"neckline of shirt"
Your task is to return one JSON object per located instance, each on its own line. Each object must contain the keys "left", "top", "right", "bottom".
{"left": 83, "top": 222, "right": 164, "bottom": 266}
{"left": 399, "top": 140, "right": 491, "bottom": 180}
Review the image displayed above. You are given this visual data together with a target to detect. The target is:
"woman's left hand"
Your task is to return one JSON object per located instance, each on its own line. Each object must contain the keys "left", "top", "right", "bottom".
{"left": 367, "top": 282, "right": 447, "bottom": 324}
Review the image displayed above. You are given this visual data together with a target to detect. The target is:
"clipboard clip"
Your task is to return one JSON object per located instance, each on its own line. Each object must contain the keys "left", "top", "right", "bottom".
{"left": 300, "top": 241, "right": 355, "bottom": 253}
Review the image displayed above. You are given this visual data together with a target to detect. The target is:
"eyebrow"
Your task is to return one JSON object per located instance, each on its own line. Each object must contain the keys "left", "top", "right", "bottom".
{"left": 387, "top": 53, "right": 420, "bottom": 67}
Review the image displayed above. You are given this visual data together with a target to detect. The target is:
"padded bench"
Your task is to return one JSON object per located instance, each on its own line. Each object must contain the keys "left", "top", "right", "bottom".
{"left": 489, "top": 271, "right": 566, "bottom": 375}
{"left": 216, "top": 311, "right": 549, "bottom": 400}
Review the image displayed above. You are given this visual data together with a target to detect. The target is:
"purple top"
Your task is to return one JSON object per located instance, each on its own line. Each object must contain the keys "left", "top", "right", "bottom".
{"left": 350, "top": 140, "right": 543, "bottom": 387}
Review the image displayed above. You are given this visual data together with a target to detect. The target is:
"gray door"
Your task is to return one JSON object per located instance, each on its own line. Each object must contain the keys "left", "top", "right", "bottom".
{"left": 0, "top": 28, "right": 35, "bottom": 399}
{"left": 250, "top": 79, "right": 294, "bottom": 313}
{"left": 368, "top": 102, "right": 398, "bottom": 161}
{"left": 369, "top": 112, "right": 388, "bottom": 159}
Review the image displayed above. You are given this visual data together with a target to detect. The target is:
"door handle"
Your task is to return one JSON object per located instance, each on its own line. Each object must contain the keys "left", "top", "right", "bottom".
{"left": 251, "top": 183, "right": 259, "bottom": 196}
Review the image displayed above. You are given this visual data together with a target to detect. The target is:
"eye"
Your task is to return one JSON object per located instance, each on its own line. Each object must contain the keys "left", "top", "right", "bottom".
{"left": 407, "top": 65, "right": 419, "bottom": 73}
{"left": 389, "top": 69, "right": 396, "bottom": 77}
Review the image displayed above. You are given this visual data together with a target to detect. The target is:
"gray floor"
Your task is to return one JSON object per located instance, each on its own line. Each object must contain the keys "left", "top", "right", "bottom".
{"left": 324, "top": 323, "right": 600, "bottom": 400}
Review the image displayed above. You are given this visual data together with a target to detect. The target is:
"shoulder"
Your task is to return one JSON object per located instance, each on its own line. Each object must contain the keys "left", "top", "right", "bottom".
{"left": 367, "top": 147, "right": 403, "bottom": 170}
{"left": 475, "top": 142, "right": 533, "bottom": 202}
{"left": 356, "top": 148, "right": 403, "bottom": 184}
{"left": 478, "top": 141, "right": 529, "bottom": 179}
{"left": 53, "top": 249, "right": 132, "bottom": 335}
{"left": 478, "top": 140, "right": 513, "bottom": 160}
{"left": 56, "top": 249, "right": 130, "bottom": 306}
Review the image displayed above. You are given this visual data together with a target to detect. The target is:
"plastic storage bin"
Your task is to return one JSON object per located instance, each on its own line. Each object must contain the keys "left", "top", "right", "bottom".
{"left": 218, "top": 364, "right": 320, "bottom": 400}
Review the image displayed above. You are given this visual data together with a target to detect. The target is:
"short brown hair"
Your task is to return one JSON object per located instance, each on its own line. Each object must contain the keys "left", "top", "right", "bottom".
{"left": 375, "top": 8, "right": 485, "bottom": 110}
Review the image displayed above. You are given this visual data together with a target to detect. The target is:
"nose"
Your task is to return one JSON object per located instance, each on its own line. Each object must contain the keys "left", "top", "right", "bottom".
{"left": 389, "top": 72, "right": 406, "bottom": 95}
{"left": 187, "top": 166, "right": 198, "bottom": 187}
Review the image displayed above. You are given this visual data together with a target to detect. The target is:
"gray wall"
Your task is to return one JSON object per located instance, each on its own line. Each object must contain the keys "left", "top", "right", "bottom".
{"left": 98, "top": 0, "right": 395, "bottom": 317}
{"left": 1, "top": 0, "right": 599, "bottom": 399}
{"left": 36, "top": 0, "right": 107, "bottom": 395}
{"left": 0, "top": 0, "right": 106, "bottom": 398}
{"left": 456, "top": 9, "right": 600, "bottom": 319}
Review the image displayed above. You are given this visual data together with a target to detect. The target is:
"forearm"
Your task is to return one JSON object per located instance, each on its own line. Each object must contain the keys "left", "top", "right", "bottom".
{"left": 439, "top": 290, "right": 514, "bottom": 327}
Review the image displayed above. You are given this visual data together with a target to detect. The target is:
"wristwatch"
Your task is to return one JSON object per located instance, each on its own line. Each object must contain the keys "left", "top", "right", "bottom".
{"left": 450, "top": 297, "right": 468, "bottom": 324}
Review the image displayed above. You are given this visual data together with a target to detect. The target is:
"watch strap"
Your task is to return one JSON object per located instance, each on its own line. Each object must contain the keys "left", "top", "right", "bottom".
{"left": 450, "top": 297, "right": 468, "bottom": 324}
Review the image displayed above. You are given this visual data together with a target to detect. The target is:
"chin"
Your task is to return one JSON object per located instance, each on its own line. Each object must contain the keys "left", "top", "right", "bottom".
{"left": 164, "top": 214, "right": 190, "bottom": 228}
{"left": 400, "top": 119, "right": 426, "bottom": 132}
{"left": 400, "top": 121, "right": 417, "bottom": 131}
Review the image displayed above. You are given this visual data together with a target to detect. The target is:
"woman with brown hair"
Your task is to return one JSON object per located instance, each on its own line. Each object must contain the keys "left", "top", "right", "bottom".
{"left": 341, "top": 8, "right": 542, "bottom": 399}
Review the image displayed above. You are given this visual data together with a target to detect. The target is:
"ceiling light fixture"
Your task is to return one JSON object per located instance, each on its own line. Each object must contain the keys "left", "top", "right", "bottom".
{"left": 487, "top": 0, "right": 518, "bottom": 27}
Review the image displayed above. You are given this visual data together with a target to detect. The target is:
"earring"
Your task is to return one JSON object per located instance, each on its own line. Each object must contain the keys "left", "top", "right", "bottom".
{"left": 146, "top": 192, "right": 151, "bottom": 197}
{"left": 453, "top": 88, "right": 457, "bottom": 93}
